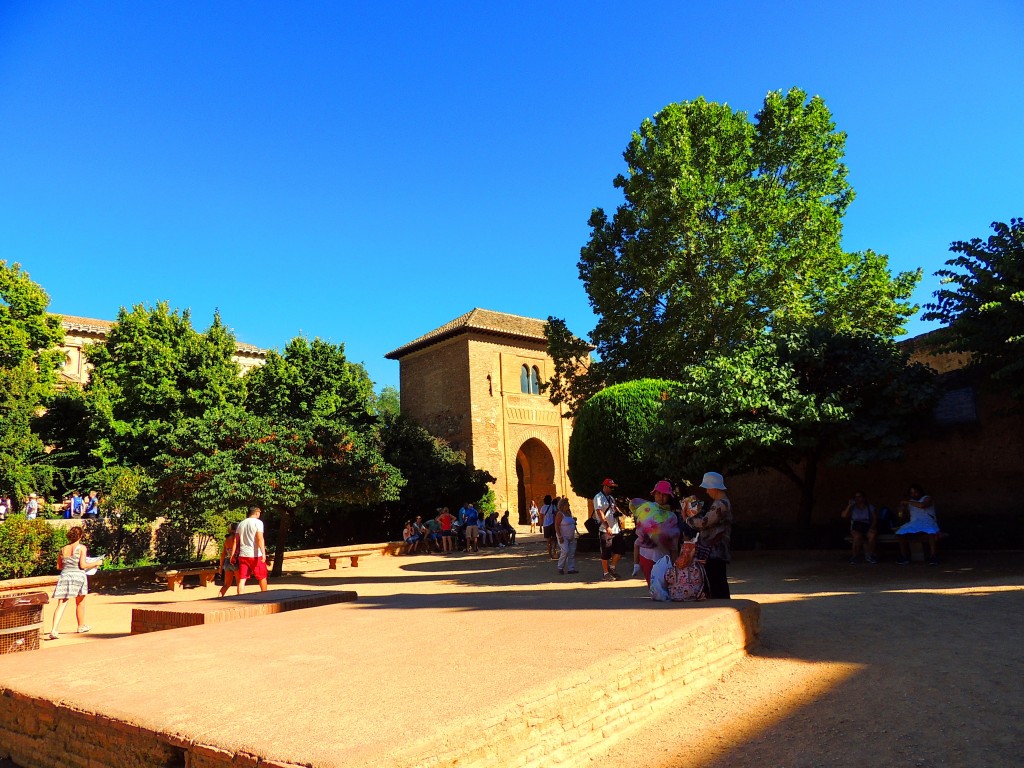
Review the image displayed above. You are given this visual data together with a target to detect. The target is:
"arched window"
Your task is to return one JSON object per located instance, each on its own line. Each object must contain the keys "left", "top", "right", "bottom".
{"left": 520, "top": 364, "right": 530, "bottom": 394}
{"left": 531, "top": 366, "right": 540, "bottom": 395}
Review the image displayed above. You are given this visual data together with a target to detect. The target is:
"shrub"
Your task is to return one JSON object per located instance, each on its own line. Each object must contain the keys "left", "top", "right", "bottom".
{"left": 0, "top": 515, "right": 69, "bottom": 579}
{"left": 84, "top": 517, "right": 154, "bottom": 566}
{"left": 567, "top": 379, "right": 681, "bottom": 499}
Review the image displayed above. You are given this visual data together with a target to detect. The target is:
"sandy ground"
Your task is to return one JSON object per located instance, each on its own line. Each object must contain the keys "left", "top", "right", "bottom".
{"left": 597, "top": 551, "right": 1024, "bottom": 768}
{"left": 8, "top": 535, "right": 1024, "bottom": 768}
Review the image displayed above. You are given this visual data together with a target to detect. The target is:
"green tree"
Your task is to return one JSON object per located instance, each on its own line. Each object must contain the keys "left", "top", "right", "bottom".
{"left": 85, "top": 302, "right": 244, "bottom": 468}
{"left": 0, "top": 261, "right": 65, "bottom": 500}
{"left": 375, "top": 410, "right": 493, "bottom": 523}
{"left": 653, "top": 329, "right": 937, "bottom": 536}
{"left": 547, "top": 89, "right": 920, "bottom": 413}
{"left": 923, "top": 218, "right": 1024, "bottom": 398}
{"left": 245, "top": 338, "right": 404, "bottom": 574}
{"left": 566, "top": 379, "right": 680, "bottom": 499}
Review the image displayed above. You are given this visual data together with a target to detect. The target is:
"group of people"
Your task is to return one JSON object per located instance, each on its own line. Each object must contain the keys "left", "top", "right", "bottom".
{"left": 61, "top": 490, "right": 101, "bottom": 519}
{"left": 843, "top": 484, "right": 942, "bottom": 565}
{"left": 217, "top": 506, "right": 270, "bottom": 595}
{"left": 402, "top": 504, "right": 518, "bottom": 554}
{"left": 539, "top": 471, "right": 734, "bottom": 601}
{"left": 0, "top": 491, "right": 101, "bottom": 523}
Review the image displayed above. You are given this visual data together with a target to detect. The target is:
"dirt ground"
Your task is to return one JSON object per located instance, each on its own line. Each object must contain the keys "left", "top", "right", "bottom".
{"left": 597, "top": 550, "right": 1024, "bottom": 768}
{"left": 7, "top": 537, "right": 1024, "bottom": 768}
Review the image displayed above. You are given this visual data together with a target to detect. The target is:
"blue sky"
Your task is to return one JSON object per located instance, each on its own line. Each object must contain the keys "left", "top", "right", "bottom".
{"left": 2, "top": 1, "right": 1022, "bottom": 390}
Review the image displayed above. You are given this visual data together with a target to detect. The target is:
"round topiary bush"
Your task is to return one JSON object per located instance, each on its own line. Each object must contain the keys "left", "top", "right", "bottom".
{"left": 567, "top": 378, "right": 681, "bottom": 500}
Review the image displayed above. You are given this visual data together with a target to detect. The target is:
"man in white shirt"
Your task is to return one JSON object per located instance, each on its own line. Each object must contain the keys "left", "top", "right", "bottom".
{"left": 231, "top": 506, "right": 268, "bottom": 593}
{"left": 593, "top": 479, "right": 624, "bottom": 580}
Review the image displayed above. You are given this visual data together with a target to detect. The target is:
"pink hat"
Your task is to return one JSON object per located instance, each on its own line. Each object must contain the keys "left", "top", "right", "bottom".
{"left": 651, "top": 480, "right": 672, "bottom": 496}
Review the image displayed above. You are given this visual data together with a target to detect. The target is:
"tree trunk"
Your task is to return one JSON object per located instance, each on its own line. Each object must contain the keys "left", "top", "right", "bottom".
{"left": 272, "top": 508, "right": 293, "bottom": 577}
{"left": 775, "top": 454, "right": 818, "bottom": 547}
{"left": 795, "top": 455, "right": 818, "bottom": 546}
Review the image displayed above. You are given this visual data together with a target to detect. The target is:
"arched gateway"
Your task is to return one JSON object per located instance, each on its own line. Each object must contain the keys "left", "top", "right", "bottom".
{"left": 385, "top": 308, "right": 588, "bottom": 519}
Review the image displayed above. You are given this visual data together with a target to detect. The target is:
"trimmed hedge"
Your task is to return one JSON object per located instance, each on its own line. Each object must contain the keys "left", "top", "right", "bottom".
{"left": 0, "top": 515, "right": 69, "bottom": 579}
{"left": 567, "top": 379, "right": 681, "bottom": 499}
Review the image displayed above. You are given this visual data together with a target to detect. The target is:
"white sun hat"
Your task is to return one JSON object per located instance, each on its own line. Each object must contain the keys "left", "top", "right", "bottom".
{"left": 699, "top": 472, "right": 727, "bottom": 491}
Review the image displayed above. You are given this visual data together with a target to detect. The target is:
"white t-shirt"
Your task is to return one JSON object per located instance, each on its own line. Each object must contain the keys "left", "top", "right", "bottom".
{"left": 236, "top": 516, "right": 265, "bottom": 558}
{"left": 593, "top": 492, "right": 618, "bottom": 533}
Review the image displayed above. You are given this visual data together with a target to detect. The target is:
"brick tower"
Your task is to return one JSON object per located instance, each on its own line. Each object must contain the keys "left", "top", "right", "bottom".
{"left": 385, "top": 308, "right": 587, "bottom": 521}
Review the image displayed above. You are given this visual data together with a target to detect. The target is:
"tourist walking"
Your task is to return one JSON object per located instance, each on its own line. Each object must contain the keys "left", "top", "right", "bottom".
{"left": 593, "top": 478, "right": 624, "bottom": 580}
{"left": 47, "top": 526, "right": 102, "bottom": 639}
{"left": 542, "top": 495, "right": 558, "bottom": 559}
{"left": 896, "top": 484, "right": 940, "bottom": 565}
{"left": 218, "top": 522, "right": 239, "bottom": 596}
{"left": 842, "top": 492, "right": 878, "bottom": 564}
{"left": 555, "top": 498, "right": 579, "bottom": 575}
{"left": 684, "top": 472, "right": 733, "bottom": 599}
{"left": 529, "top": 500, "right": 539, "bottom": 532}
{"left": 231, "top": 506, "right": 269, "bottom": 593}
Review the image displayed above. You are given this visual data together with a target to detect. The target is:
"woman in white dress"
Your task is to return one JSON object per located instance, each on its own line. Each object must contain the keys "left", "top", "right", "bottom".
{"left": 895, "top": 484, "right": 940, "bottom": 565}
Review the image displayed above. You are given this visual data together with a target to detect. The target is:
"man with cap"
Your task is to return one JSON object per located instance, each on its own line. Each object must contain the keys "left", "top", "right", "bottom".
{"left": 683, "top": 472, "right": 733, "bottom": 599}
{"left": 593, "top": 478, "right": 624, "bottom": 580}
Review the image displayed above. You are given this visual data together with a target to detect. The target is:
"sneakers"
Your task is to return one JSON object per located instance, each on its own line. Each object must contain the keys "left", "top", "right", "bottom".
{"left": 865, "top": 555, "right": 879, "bottom": 564}
{"left": 602, "top": 572, "right": 615, "bottom": 581}
{"left": 77, "top": 625, "right": 92, "bottom": 634}
{"left": 609, "top": 569, "right": 621, "bottom": 580}
{"left": 849, "top": 556, "right": 859, "bottom": 565}
{"left": 567, "top": 569, "right": 579, "bottom": 574}
{"left": 557, "top": 568, "right": 564, "bottom": 575}
{"left": 896, "top": 557, "right": 910, "bottom": 565}
{"left": 928, "top": 556, "right": 939, "bottom": 566}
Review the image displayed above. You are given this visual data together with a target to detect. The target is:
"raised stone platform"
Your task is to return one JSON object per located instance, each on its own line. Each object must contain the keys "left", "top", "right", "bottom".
{"left": 130, "top": 589, "right": 358, "bottom": 634}
{"left": 0, "top": 583, "right": 758, "bottom": 768}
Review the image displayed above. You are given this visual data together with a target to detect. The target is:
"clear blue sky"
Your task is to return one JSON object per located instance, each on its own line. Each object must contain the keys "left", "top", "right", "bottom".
{"left": 2, "top": 1, "right": 1022, "bottom": 390}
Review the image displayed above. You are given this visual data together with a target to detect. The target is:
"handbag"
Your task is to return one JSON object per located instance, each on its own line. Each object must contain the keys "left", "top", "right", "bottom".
{"left": 665, "top": 561, "right": 707, "bottom": 602}
{"left": 584, "top": 517, "right": 600, "bottom": 536}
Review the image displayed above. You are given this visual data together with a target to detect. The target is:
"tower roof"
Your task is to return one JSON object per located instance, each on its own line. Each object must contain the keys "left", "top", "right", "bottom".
{"left": 385, "top": 308, "right": 549, "bottom": 360}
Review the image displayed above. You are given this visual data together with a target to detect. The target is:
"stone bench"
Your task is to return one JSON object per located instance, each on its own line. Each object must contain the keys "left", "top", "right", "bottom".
{"left": 318, "top": 550, "right": 377, "bottom": 570}
{"left": 131, "top": 589, "right": 358, "bottom": 634}
{"left": 155, "top": 567, "right": 219, "bottom": 591}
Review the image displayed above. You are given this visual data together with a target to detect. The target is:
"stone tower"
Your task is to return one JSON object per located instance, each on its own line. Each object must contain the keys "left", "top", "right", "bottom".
{"left": 385, "top": 308, "right": 587, "bottom": 520}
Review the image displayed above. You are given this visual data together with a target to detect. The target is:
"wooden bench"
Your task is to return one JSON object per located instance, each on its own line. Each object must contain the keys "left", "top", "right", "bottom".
{"left": 319, "top": 550, "right": 377, "bottom": 570}
{"left": 845, "top": 532, "right": 949, "bottom": 562}
{"left": 156, "top": 567, "right": 219, "bottom": 591}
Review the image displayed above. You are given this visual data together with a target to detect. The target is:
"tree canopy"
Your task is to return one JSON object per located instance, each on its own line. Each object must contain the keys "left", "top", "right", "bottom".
{"left": 546, "top": 89, "right": 920, "bottom": 413}
{"left": 0, "top": 261, "right": 65, "bottom": 499}
{"left": 923, "top": 218, "right": 1024, "bottom": 398}
{"left": 652, "top": 328, "right": 937, "bottom": 533}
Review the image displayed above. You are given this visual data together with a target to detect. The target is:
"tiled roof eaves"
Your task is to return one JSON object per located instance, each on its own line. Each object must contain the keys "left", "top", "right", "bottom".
{"left": 385, "top": 308, "right": 551, "bottom": 360}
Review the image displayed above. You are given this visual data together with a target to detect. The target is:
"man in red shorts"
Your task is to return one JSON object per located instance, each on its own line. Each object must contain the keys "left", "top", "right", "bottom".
{"left": 231, "top": 506, "right": 268, "bottom": 593}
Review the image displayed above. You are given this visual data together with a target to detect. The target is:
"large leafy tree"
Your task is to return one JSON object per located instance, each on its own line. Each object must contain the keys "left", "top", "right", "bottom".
{"left": 547, "top": 89, "right": 920, "bottom": 413}
{"left": 0, "top": 262, "right": 65, "bottom": 500}
{"left": 923, "top": 218, "right": 1024, "bottom": 398}
{"left": 652, "top": 328, "right": 937, "bottom": 535}
{"left": 85, "top": 302, "right": 244, "bottom": 468}
{"left": 244, "top": 337, "right": 404, "bottom": 574}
